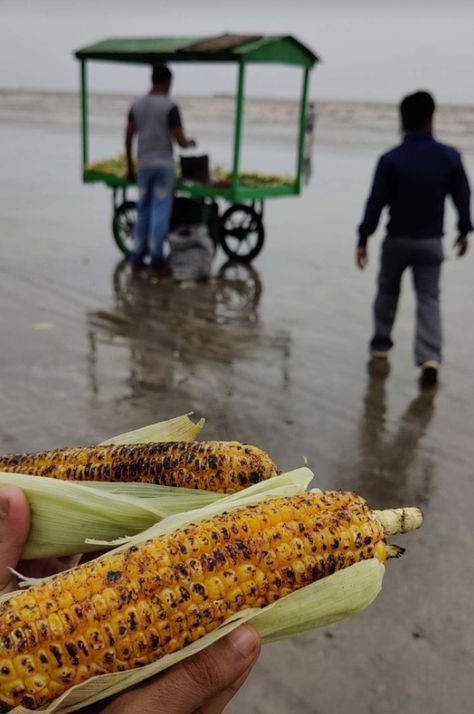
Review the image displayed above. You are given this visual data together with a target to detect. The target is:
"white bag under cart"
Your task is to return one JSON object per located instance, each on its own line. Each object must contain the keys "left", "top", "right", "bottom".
{"left": 168, "top": 225, "right": 214, "bottom": 282}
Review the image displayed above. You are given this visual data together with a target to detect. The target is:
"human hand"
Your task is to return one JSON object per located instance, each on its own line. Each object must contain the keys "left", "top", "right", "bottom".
{"left": 356, "top": 246, "right": 368, "bottom": 270}
{"left": 455, "top": 235, "right": 468, "bottom": 257}
{"left": 94, "top": 624, "right": 260, "bottom": 714}
{"left": 0, "top": 485, "right": 81, "bottom": 596}
{"left": 0, "top": 487, "right": 261, "bottom": 713}
{"left": 187, "top": 138, "right": 197, "bottom": 149}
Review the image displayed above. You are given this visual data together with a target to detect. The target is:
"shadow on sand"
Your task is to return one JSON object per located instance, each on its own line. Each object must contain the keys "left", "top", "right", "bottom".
{"left": 345, "top": 365, "right": 438, "bottom": 508}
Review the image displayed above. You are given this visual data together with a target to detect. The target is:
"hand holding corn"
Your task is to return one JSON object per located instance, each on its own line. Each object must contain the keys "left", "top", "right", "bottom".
{"left": 95, "top": 625, "right": 260, "bottom": 714}
{"left": 0, "top": 488, "right": 80, "bottom": 598}
{"left": 0, "top": 489, "right": 422, "bottom": 711}
{"left": 0, "top": 486, "right": 260, "bottom": 714}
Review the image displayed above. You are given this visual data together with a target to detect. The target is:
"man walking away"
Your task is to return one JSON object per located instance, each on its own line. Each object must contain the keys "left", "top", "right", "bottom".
{"left": 356, "top": 91, "right": 472, "bottom": 387}
{"left": 126, "top": 64, "right": 196, "bottom": 273}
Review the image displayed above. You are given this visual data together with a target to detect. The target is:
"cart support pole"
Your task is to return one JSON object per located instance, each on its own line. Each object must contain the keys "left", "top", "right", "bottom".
{"left": 80, "top": 60, "right": 89, "bottom": 169}
{"left": 295, "top": 67, "right": 310, "bottom": 193}
{"left": 231, "top": 62, "right": 246, "bottom": 199}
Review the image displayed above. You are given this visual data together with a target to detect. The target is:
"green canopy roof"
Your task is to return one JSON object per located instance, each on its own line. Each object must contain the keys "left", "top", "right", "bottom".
{"left": 75, "top": 34, "right": 319, "bottom": 68}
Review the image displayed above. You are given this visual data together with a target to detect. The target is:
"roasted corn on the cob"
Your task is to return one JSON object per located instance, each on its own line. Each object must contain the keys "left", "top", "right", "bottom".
{"left": 0, "top": 491, "right": 422, "bottom": 711}
{"left": 0, "top": 441, "right": 277, "bottom": 494}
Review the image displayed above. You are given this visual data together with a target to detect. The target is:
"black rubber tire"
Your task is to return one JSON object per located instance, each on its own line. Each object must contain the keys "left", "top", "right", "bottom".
{"left": 219, "top": 204, "right": 265, "bottom": 262}
{"left": 112, "top": 201, "right": 138, "bottom": 257}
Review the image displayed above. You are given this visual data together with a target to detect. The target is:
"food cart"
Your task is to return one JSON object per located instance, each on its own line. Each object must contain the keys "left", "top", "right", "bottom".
{"left": 75, "top": 34, "right": 319, "bottom": 261}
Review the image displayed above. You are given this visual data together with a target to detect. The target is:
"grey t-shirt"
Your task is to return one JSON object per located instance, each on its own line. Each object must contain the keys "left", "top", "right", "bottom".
{"left": 129, "top": 93, "right": 182, "bottom": 169}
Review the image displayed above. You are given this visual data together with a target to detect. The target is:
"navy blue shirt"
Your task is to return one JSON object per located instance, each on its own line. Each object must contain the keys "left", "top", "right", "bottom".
{"left": 358, "top": 133, "right": 473, "bottom": 247}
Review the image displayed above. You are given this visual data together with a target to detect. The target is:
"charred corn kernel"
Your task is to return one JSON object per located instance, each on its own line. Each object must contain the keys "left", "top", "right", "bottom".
{"left": 206, "top": 577, "right": 226, "bottom": 600}
{"left": 0, "top": 440, "right": 276, "bottom": 494}
{"left": 0, "top": 492, "right": 422, "bottom": 712}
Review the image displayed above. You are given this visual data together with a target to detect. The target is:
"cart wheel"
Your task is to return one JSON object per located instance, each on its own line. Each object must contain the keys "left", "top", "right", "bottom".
{"left": 112, "top": 201, "right": 137, "bottom": 257}
{"left": 219, "top": 204, "right": 265, "bottom": 262}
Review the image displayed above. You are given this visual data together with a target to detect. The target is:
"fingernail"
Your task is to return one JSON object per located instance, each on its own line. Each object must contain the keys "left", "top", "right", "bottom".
{"left": 0, "top": 495, "right": 9, "bottom": 519}
{"left": 228, "top": 626, "right": 259, "bottom": 657}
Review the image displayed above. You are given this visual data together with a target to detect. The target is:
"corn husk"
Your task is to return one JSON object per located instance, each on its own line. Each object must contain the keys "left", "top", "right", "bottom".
{"left": 5, "top": 469, "right": 385, "bottom": 714}
{"left": 2, "top": 469, "right": 312, "bottom": 597}
{"left": 98, "top": 413, "right": 204, "bottom": 445}
{"left": 0, "top": 472, "right": 226, "bottom": 560}
{"left": 0, "top": 414, "right": 220, "bottom": 560}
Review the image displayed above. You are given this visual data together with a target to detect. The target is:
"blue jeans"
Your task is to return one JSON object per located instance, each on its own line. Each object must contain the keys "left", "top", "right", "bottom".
{"left": 131, "top": 164, "right": 175, "bottom": 267}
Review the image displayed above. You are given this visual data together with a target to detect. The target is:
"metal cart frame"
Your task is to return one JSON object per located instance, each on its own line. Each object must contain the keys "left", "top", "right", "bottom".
{"left": 75, "top": 34, "right": 319, "bottom": 261}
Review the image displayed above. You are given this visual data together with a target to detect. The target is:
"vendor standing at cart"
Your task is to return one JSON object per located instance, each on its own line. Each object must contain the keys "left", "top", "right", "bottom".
{"left": 125, "top": 64, "right": 196, "bottom": 273}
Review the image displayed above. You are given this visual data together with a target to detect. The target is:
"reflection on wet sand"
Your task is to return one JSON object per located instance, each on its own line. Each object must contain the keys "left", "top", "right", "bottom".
{"left": 112, "top": 259, "right": 263, "bottom": 327}
{"left": 345, "top": 369, "right": 437, "bottom": 508}
{"left": 86, "top": 261, "right": 291, "bottom": 405}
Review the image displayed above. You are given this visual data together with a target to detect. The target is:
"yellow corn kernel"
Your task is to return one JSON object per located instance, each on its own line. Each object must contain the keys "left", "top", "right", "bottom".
{"left": 0, "top": 491, "right": 413, "bottom": 711}
{"left": 0, "top": 440, "right": 277, "bottom": 494}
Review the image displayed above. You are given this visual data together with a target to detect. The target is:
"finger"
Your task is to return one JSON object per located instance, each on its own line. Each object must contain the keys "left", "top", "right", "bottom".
{"left": 101, "top": 625, "right": 260, "bottom": 714}
{"left": 0, "top": 486, "right": 31, "bottom": 594}
{"left": 19, "top": 553, "right": 83, "bottom": 581}
{"left": 162, "top": 626, "right": 260, "bottom": 713}
{"left": 195, "top": 661, "right": 256, "bottom": 714}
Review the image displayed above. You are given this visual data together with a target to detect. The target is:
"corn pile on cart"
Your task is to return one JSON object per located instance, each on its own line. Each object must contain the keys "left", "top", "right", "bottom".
{"left": 75, "top": 34, "right": 319, "bottom": 261}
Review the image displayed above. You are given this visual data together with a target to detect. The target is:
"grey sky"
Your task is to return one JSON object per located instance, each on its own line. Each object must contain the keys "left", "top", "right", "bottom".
{"left": 2, "top": 0, "right": 474, "bottom": 104}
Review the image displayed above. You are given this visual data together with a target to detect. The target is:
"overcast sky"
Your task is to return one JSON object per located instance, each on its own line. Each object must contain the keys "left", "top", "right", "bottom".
{"left": 2, "top": 0, "right": 474, "bottom": 104}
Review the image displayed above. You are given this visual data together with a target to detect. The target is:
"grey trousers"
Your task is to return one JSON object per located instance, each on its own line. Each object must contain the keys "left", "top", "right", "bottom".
{"left": 370, "top": 237, "right": 444, "bottom": 365}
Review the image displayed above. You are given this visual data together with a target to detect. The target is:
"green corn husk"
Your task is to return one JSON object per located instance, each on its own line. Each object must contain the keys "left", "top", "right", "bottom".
{"left": 4, "top": 468, "right": 385, "bottom": 714}
{"left": 0, "top": 473, "right": 224, "bottom": 561}
{"left": 98, "top": 413, "right": 204, "bottom": 445}
{"left": 1, "top": 469, "right": 313, "bottom": 597}
{"left": 87, "top": 467, "right": 314, "bottom": 549}
{"left": 0, "top": 414, "right": 228, "bottom": 560}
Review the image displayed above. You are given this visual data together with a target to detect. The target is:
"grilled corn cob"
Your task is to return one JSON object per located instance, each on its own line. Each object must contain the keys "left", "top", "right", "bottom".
{"left": 0, "top": 491, "right": 422, "bottom": 711}
{"left": 0, "top": 441, "right": 277, "bottom": 494}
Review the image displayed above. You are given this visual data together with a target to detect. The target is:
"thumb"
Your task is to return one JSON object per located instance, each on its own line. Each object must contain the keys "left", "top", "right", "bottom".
{"left": 0, "top": 486, "right": 31, "bottom": 595}
{"left": 103, "top": 625, "right": 260, "bottom": 714}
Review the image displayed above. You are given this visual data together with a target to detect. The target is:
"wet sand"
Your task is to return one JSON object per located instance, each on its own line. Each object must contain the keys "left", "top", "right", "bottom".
{"left": 1, "top": 93, "right": 473, "bottom": 713}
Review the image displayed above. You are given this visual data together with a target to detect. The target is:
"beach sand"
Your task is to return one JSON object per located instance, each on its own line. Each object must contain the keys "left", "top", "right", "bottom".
{"left": 0, "top": 91, "right": 473, "bottom": 713}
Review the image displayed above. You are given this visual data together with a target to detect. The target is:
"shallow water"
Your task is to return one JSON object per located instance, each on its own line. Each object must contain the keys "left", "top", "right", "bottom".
{"left": 0, "top": 92, "right": 473, "bottom": 713}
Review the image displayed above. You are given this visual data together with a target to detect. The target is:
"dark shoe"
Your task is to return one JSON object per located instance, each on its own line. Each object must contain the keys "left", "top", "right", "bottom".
{"left": 420, "top": 361, "right": 439, "bottom": 389}
{"left": 129, "top": 258, "right": 146, "bottom": 274}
